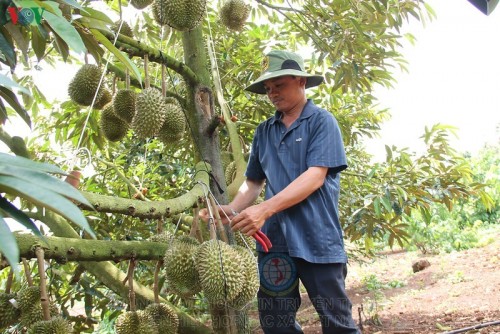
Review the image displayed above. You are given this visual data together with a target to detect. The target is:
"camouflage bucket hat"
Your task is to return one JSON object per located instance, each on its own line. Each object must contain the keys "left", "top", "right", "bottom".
{"left": 244, "top": 50, "right": 324, "bottom": 94}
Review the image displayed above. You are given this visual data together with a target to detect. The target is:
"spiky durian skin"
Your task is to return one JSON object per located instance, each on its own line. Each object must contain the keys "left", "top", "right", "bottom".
{"left": 220, "top": 0, "right": 250, "bottom": 31}
{"left": 112, "top": 20, "right": 134, "bottom": 38}
{"left": 113, "top": 89, "right": 136, "bottom": 124}
{"left": 152, "top": 0, "right": 206, "bottom": 31}
{"left": 93, "top": 88, "right": 112, "bottom": 110}
{"left": 229, "top": 246, "right": 260, "bottom": 309}
{"left": 195, "top": 239, "right": 245, "bottom": 304}
{"left": 17, "top": 286, "right": 40, "bottom": 312}
{"left": 157, "top": 97, "right": 186, "bottom": 145}
{"left": 132, "top": 88, "right": 168, "bottom": 138}
{"left": 144, "top": 303, "right": 178, "bottom": 334}
{"left": 115, "top": 310, "right": 158, "bottom": 334}
{"left": 164, "top": 239, "right": 201, "bottom": 297}
{"left": 130, "top": 0, "right": 154, "bottom": 9}
{"left": 148, "top": 231, "right": 173, "bottom": 243}
{"left": 68, "top": 64, "right": 104, "bottom": 106}
{"left": 19, "top": 301, "right": 60, "bottom": 328}
{"left": 234, "top": 231, "right": 255, "bottom": 250}
{"left": 27, "top": 317, "right": 73, "bottom": 334}
{"left": 100, "top": 105, "right": 129, "bottom": 142}
{"left": 225, "top": 161, "right": 237, "bottom": 185}
{"left": 0, "top": 293, "right": 20, "bottom": 330}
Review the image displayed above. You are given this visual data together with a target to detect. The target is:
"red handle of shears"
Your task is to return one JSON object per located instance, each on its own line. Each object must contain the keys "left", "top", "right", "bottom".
{"left": 230, "top": 208, "right": 272, "bottom": 252}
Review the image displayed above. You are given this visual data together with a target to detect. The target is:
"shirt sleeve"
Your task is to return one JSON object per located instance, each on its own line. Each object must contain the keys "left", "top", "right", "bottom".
{"left": 306, "top": 110, "right": 348, "bottom": 175}
{"left": 245, "top": 125, "right": 267, "bottom": 180}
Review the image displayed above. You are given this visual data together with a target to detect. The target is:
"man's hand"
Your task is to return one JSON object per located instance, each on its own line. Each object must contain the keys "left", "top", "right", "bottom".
{"left": 198, "top": 205, "right": 235, "bottom": 225}
{"left": 230, "top": 203, "right": 270, "bottom": 236}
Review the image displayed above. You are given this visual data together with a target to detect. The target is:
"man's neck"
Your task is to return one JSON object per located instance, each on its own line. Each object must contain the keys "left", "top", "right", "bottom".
{"left": 279, "top": 99, "right": 308, "bottom": 128}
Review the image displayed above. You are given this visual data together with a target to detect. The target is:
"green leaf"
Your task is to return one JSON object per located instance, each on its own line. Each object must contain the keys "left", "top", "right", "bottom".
{"left": 80, "top": 7, "right": 113, "bottom": 24}
{"left": 31, "top": 25, "right": 47, "bottom": 62}
{"left": 0, "top": 30, "right": 16, "bottom": 69}
{"left": 43, "top": 11, "right": 86, "bottom": 54}
{"left": 0, "top": 98, "right": 6, "bottom": 124}
{"left": 0, "top": 73, "right": 30, "bottom": 96}
{"left": 0, "top": 175, "right": 96, "bottom": 238}
{"left": 0, "top": 196, "right": 42, "bottom": 237}
{"left": 0, "top": 216, "right": 19, "bottom": 269}
{"left": 0, "top": 165, "right": 92, "bottom": 207}
{"left": 373, "top": 197, "right": 381, "bottom": 217}
{"left": 381, "top": 196, "right": 392, "bottom": 212}
{"left": 0, "top": 152, "right": 63, "bottom": 174}
{"left": 0, "top": 86, "right": 31, "bottom": 127}
{"left": 90, "top": 29, "right": 142, "bottom": 85}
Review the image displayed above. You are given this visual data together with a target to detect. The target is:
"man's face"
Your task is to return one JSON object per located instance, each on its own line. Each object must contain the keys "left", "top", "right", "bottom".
{"left": 263, "top": 76, "right": 306, "bottom": 112}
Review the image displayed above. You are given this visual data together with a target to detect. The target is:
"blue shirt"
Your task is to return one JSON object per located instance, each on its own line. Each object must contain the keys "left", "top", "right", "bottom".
{"left": 246, "top": 100, "right": 348, "bottom": 263}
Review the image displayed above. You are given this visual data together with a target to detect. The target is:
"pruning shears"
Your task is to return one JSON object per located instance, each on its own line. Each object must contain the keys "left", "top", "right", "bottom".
{"left": 230, "top": 209, "right": 273, "bottom": 252}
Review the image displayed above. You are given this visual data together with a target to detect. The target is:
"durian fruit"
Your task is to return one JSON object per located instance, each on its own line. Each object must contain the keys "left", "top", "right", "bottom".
{"left": 152, "top": 0, "right": 206, "bottom": 31}
{"left": 130, "top": 0, "right": 154, "bottom": 9}
{"left": 17, "top": 287, "right": 60, "bottom": 328}
{"left": 164, "top": 238, "right": 201, "bottom": 297}
{"left": 132, "top": 88, "right": 168, "bottom": 138}
{"left": 68, "top": 64, "right": 105, "bottom": 106}
{"left": 0, "top": 292, "right": 20, "bottom": 330}
{"left": 112, "top": 20, "right": 134, "bottom": 38}
{"left": 175, "top": 234, "right": 200, "bottom": 246}
{"left": 27, "top": 317, "right": 73, "bottom": 334}
{"left": 148, "top": 231, "right": 173, "bottom": 243}
{"left": 157, "top": 97, "right": 186, "bottom": 145}
{"left": 100, "top": 105, "right": 129, "bottom": 142}
{"left": 113, "top": 89, "right": 136, "bottom": 124}
{"left": 229, "top": 246, "right": 259, "bottom": 309}
{"left": 17, "top": 286, "right": 41, "bottom": 313}
{"left": 144, "top": 303, "right": 178, "bottom": 334}
{"left": 221, "top": 151, "right": 233, "bottom": 172}
{"left": 225, "top": 161, "right": 237, "bottom": 184}
{"left": 195, "top": 239, "right": 245, "bottom": 304}
{"left": 115, "top": 310, "right": 158, "bottom": 334}
{"left": 220, "top": 0, "right": 250, "bottom": 31}
{"left": 234, "top": 231, "right": 255, "bottom": 249}
{"left": 93, "top": 88, "right": 112, "bottom": 110}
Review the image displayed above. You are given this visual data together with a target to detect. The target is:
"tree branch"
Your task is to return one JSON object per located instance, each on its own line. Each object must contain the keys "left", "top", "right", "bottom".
{"left": 95, "top": 29, "right": 199, "bottom": 87}
{"left": 79, "top": 161, "right": 211, "bottom": 218}
{"left": 11, "top": 233, "right": 167, "bottom": 264}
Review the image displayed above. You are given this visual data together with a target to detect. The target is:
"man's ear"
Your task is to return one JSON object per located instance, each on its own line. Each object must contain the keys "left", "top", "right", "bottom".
{"left": 299, "top": 77, "right": 307, "bottom": 87}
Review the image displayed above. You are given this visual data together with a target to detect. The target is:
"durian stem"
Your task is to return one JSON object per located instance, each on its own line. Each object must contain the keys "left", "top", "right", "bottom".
{"left": 126, "top": 259, "right": 137, "bottom": 311}
{"left": 125, "top": 68, "right": 130, "bottom": 90}
{"left": 144, "top": 54, "right": 150, "bottom": 89}
{"left": 69, "top": 264, "right": 86, "bottom": 285}
{"left": 5, "top": 267, "right": 13, "bottom": 293}
{"left": 156, "top": 217, "right": 164, "bottom": 234}
{"left": 153, "top": 259, "right": 163, "bottom": 303}
{"left": 190, "top": 206, "right": 203, "bottom": 243}
{"left": 22, "top": 258, "right": 33, "bottom": 286}
{"left": 161, "top": 65, "right": 166, "bottom": 96}
{"left": 35, "top": 247, "right": 51, "bottom": 321}
{"left": 209, "top": 195, "right": 228, "bottom": 243}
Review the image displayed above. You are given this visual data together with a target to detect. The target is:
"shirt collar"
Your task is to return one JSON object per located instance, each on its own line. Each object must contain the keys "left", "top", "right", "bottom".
{"left": 269, "top": 99, "right": 315, "bottom": 125}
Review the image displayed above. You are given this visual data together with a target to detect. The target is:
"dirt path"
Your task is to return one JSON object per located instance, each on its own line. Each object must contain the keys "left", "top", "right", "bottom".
{"left": 251, "top": 234, "right": 500, "bottom": 333}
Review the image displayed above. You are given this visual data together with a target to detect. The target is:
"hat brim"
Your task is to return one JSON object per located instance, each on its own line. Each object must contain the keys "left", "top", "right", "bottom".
{"left": 244, "top": 69, "right": 324, "bottom": 94}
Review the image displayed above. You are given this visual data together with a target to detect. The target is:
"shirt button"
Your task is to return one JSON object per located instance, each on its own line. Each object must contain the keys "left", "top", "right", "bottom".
{"left": 281, "top": 130, "right": 285, "bottom": 133}
{"left": 281, "top": 142, "right": 284, "bottom": 145}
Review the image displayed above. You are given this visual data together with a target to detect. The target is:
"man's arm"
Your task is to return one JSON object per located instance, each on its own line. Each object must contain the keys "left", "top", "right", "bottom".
{"left": 198, "top": 178, "right": 265, "bottom": 224}
{"left": 231, "top": 166, "right": 328, "bottom": 235}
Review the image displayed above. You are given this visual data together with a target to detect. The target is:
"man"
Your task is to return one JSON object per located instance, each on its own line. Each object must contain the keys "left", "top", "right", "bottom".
{"left": 201, "top": 50, "right": 359, "bottom": 333}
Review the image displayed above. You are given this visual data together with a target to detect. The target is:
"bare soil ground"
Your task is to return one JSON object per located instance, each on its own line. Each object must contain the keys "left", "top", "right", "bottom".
{"left": 250, "top": 233, "right": 500, "bottom": 334}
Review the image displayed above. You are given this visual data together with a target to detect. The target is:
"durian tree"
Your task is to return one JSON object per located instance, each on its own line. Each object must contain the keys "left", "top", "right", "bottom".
{"left": 0, "top": 0, "right": 493, "bottom": 333}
